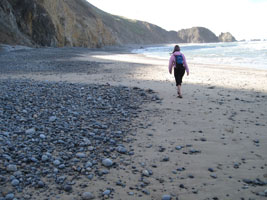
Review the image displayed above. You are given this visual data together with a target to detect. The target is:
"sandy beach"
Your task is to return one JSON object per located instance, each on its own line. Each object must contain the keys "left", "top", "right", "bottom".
{"left": 1, "top": 46, "right": 267, "bottom": 200}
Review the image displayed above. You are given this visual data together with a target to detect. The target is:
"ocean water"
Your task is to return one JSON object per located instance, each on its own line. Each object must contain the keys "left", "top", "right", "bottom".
{"left": 132, "top": 41, "right": 267, "bottom": 70}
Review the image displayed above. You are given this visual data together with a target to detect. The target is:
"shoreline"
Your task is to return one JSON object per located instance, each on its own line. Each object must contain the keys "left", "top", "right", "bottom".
{"left": 1, "top": 43, "right": 267, "bottom": 72}
{"left": 0, "top": 46, "right": 267, "bottom": 199}
{"left": 130, "top": 41, "right": 267, "bottom": 72}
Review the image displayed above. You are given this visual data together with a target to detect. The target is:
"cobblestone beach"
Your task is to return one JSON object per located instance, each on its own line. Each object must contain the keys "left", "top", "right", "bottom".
{"left": 0, "top": 46, "right": 267, "bottom": 200}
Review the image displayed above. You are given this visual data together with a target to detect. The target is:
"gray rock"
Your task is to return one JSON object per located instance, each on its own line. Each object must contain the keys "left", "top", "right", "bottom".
{"left": 63, "top": 184, "right": 72, "bottom": 192}
{"left": 85, "top": 161, "right": 93, "bottom": 168}
{"left": 103, "top": 190, "right": 111, "bottom": 196}
{"left": 189, "top": 149, "right": 201, "bottom": 154}
{"left": 233, "top": 163, "right": 239, "bottom": 168}
{"left": 76, "top": 153, "right": 86, "bottom": 158}
{"left": 54, "top": 168, "right": 59, "bottom": 173}
{"left": 58, "top": 164, "right": 65, "bottom": 169}
{"left": 116, "top": 146, "right": 127, "bottom": 154}
{"left": 161, "top": 157, "right": 169, "bottom": 162}
{"left": 13, "top": 171, "right": 22, "bottom": 177}
{"left": 142, "top": 170, "right": 150, "bottom": 177}
{"left": 53, "top": 160, "right": 61, "bottom": 166}
{"left": 3, "top": 154, "right": 11, "bottom": 161}
{"left": 87, "top": 174, "right": 94, "bottom": 180}
{"left": 41, "top": 155, "right": 49, "bottom": 162}
{"left": 31, "top": 157, "right": 38, "bottom": 162}
{"left": 175, "top": 146, "right": 183, "bottom": 150}
{"left": 102, "top": 158, "right": 113, "bottom": 167}
{"left": 5, "top": 193, "right": 15, "bottom": 200}
{"left": 7, "top": 164, "right": 17, "bottom": 172}
{"left": 177, "top": 27, "right": 219, "bottom": 43}
{"left": 142, "top": 189, "right": 150, "bottom": 195}
{"left": 210, "top": 174, "right": 217, "bottom": 179}
{"left": 25, "top": 128, "right": 35, "bottom": 134}
{"left": 82, "top": 192, "right": 95, "bottom": 200}
{"left": 39, "top": 134, "right": 46, "bottom": 139}
{"left": 37, "top": 180, "right": 45, "bottom": 188}
{"left": 162, "top": 194, "right": 172, "bottom": 200}
{"left": 218, "top": 32, "right": 236, "bottom": 42}
{"left": 56, "top": 176, "right": 66, "bottom": 184}
{"left": 128, "top": 192, "right": 134, "bottom": 196}
{"left": 258, "top": 191, "right": 267, "bottom": 197}
{"left": 49, "top": 116, "right": 57, "bottom": 122}
{"left": 208, "top": 168, "right": 214, "bottom": 172}
{"left": 11, "top": 178, "right": 19, "bottom": 186}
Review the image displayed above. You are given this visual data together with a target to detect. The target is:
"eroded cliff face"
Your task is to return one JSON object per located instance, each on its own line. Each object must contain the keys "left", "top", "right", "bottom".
{"left": 0, "top": 0, "right": 181, "bottom": 47}
{"left": 39, "top": 0, "right": 116, "bottom": 47}
{"left": 0, "top": 0, "right": 32, "bottom": 46}
{"left": 10, "top": 0, "right": 57, "bottom": 46}
{"left": 0, "top": 0, "right": 236, "bottom": 47}
{"left": 0, "top": 0, "right": 117, "bottom": 47}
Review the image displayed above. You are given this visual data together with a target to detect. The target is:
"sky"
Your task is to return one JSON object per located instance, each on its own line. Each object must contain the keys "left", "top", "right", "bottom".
{"left": 87, "top": 0, "right": 267, "bottom": 40}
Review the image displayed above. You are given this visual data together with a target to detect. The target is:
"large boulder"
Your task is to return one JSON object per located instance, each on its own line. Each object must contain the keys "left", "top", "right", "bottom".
{"left": 218, "top": 32, "right": 237, "bottom": 42}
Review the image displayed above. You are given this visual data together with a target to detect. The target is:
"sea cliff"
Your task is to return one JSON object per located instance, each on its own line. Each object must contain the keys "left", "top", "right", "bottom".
{"left": 0, "top": 0, "right": 236, "bottom": 48}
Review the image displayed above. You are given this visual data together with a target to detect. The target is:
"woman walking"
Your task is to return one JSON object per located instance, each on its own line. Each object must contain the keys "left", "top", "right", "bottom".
{"left": 168, "top": 45, "right": 189, "bottom": 98}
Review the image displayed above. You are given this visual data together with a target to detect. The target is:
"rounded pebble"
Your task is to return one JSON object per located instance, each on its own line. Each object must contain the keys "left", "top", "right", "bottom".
{"left": 41, "top": 155, "right": 49, "bottom": 162}
{"left": 76, "top": 152, "right": 86, "bottom": 158}
{"left": 11, "top": 179, "right": 19, "bottom": 186}
{"left": 162, "top": 194, "right": 171, "bottom": 200}
{"left": 82, "top": 192, "right": 95, "bottom": 200}
{"left": 103, "top": 190, "right": 111, "bottom": 195}
{"left": 5, "top": 193, "right": 15, "bottom": 200}
{"left": 7, "top": 164, "right": 17, "bottom": 172}
{"left": 102, "top": 158, "right": 113, "bottom": 167}
{"left": 53, "top": 160, "right": 61, "bottom": 166}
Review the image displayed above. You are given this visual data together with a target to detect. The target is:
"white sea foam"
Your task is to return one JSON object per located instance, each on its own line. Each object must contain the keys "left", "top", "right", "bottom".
{"left": 132, "top": 41, "right": 267, "bottom": 70}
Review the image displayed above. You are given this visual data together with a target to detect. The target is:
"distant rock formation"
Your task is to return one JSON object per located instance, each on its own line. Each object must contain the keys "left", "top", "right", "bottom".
{"left": 0, "top": 0, "right": 236, "bottom": 47}
{"left": 177, "top": 27, "right": 219, "bottom": 43}
{"left": 218, "top": 32, "right": 236, "bottom": 42}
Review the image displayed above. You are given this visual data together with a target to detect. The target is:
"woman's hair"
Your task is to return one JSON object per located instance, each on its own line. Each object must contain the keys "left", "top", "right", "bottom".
{"left": 172, "top": 45, "right": 180, "bottom": 53}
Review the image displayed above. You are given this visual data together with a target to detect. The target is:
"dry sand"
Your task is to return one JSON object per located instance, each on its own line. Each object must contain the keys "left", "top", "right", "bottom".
{"left": 1, "top": 48, "right": 267, "bottom": 200}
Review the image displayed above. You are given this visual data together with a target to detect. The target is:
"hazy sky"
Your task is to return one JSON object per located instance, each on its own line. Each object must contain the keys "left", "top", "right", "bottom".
{"left": 87, "top": 0, "right": 267, "bottom": 40}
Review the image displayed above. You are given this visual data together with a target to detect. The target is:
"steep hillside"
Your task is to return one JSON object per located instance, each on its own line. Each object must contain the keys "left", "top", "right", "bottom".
{"left": 0, "top": 0, "right": 117, "bottom": 47}
{"left": 0, "top": 0, "right": 236, "bottom": 47}
{"left": 0, "top": 0, "right": 180, "bottom": 47}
